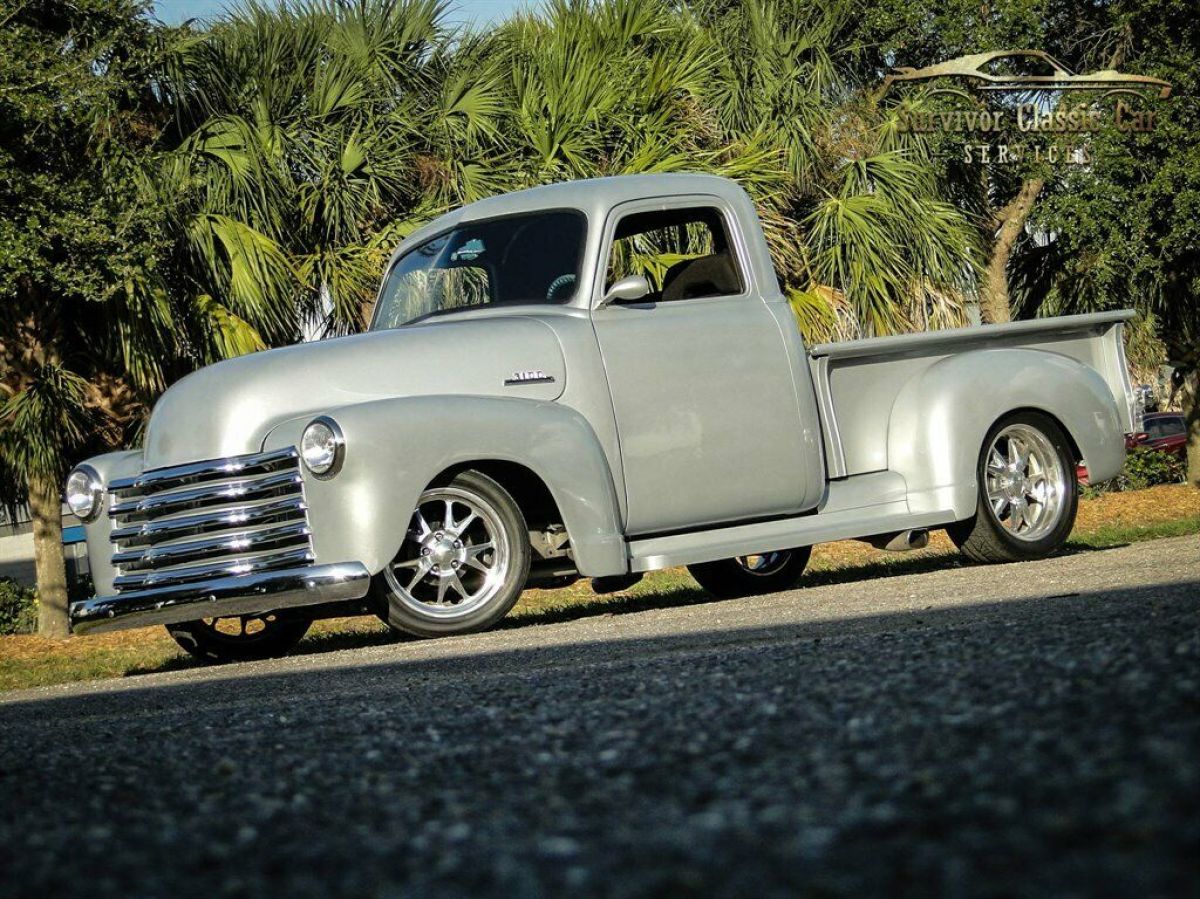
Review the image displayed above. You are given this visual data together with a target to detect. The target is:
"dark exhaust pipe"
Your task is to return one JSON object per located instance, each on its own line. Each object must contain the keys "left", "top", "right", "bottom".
{"left": 864, "top": 529, "right": 930, "bottom": 552}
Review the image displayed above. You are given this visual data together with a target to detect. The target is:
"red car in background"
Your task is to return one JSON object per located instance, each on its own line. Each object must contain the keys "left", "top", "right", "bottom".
{"left": 1131, "top": 412, "right": 1189, "bottom": 456}
{"left": 1077, "top": 412, "right": 1187, "bottom": 484}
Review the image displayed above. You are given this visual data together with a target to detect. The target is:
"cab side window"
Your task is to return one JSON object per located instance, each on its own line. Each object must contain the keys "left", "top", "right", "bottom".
{"left": 606, "top": 206, "right": 744, "bottom": 302}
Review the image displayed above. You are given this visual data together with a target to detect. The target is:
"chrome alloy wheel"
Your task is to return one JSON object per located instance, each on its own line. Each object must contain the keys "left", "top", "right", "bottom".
{"left": 734, "top": 552, "right": 791, "bottom": 576}
{"left": 384, "top": 486, "right": 510, "bottom": 620}
{"left": 984, "top": 423, "right": 1067, "bottom": 542}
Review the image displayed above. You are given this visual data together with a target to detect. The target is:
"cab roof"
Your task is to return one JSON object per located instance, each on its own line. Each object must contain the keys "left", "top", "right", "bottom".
{"left": 395, "top": 173, "right": 747, "bottom": 252}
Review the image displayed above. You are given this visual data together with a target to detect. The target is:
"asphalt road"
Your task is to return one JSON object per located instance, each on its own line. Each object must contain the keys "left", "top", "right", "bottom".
{"left": 2, "top": 536, "right": 1198, "bottom": 898}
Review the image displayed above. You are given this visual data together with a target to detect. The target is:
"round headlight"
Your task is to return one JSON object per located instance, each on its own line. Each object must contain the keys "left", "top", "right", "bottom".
{"left": 65, "top": 465, "right": 103, "bottom": 522}
{"left": 300, "top": 417, "right": 344, "bottom": 478}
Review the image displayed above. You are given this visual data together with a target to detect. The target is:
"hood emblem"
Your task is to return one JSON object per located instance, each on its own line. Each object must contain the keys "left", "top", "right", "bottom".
{"left": 505, "top": 369, "right": 555, "bottom": 386}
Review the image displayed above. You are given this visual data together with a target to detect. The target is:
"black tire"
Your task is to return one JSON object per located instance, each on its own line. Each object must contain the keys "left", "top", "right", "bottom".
{"left": 688, "top": 547, "right": 812, "bottom": 600}
{"left": 167, "top": 613, "right": 310, "bottom": 664}
{"left": 947, "top": 410, "right": 1079, "bottom": 563}
{"left": 373, "top": 470, "right": 531, "bottom": 638}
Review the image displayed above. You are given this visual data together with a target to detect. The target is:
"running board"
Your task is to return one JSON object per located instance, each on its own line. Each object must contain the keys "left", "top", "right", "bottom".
{"left": 627, "top": 506, "right": 956, "bottom": 572}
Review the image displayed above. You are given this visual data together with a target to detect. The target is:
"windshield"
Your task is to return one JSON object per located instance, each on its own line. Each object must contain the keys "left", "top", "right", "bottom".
{"left": 372, "top": 210, "right": 586, "bottom": 329}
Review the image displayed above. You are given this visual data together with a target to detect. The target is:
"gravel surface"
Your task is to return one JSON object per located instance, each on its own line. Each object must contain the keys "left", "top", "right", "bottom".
{"left": 1, "top": 536, "right": 1198, "bottom": 898}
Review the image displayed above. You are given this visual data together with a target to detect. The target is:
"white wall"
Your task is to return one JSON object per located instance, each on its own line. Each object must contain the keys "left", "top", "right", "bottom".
{"left": 0, "top": 528, "right": 36, "bottom": 585}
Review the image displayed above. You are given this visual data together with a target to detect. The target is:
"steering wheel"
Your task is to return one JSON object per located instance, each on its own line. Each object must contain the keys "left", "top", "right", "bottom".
{"left": 545, "top": 274, "right": 577, "bottom": 301}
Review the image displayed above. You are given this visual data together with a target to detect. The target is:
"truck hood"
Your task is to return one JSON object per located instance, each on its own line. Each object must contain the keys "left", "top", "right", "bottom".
{"left": 142, "top": 316, "right": 566, "bottom": 469}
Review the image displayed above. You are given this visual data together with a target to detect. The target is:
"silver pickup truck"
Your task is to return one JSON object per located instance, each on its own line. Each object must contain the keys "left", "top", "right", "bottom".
{"left": 65, "top": 174, "right": 1139, "bottom": 662}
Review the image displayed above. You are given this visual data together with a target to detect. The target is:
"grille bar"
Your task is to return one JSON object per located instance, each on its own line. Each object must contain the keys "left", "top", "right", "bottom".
{"left": 109, "top": 469, "right": 302, "bottom": 522}
{"left": 113, "top": 546, "right": 316, "bottom": 591}
{"left": 109, "top": 449, "right": 313, "bottom": 595}
{"left": 110, "top": 497, "right": 308, "bottom": 547}
{"left": 109, "top": 448, "right": 299, "bottom": 496}
{"left": 112, "top": 522, "right": 313, "bottom": 572}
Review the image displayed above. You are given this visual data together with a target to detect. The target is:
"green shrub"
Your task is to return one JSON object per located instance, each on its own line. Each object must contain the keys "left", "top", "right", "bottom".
{"left": 1085, "top": 447, "right": 1187, "bottom": 496}
{"left": 0, "top": 578, "right": 38, "bottom": 635}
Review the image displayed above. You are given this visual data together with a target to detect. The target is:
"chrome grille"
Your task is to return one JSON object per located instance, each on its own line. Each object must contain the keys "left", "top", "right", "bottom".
{"left": 108, "top": 449, "right": 313, "bottom": 593}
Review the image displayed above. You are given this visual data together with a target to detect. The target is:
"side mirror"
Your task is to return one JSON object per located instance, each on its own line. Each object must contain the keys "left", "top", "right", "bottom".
{"left": 599, "top": 274, "right": 651, "bottom": 307}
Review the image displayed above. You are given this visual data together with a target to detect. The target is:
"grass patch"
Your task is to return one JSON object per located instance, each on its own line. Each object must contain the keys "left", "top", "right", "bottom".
{"left": 2, "top": 484, "right": 1197, "bottom": 693}
{"left": 0, "top": 632, "right": 185, "bottom": 693}
{"left": 1065, "top": 515, "right": 1200, "bottom": 548}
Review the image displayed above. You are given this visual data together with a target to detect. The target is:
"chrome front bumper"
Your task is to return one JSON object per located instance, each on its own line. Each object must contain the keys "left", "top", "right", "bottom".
{"left": 69, "top": 562, "right": 371, "bottom": 635}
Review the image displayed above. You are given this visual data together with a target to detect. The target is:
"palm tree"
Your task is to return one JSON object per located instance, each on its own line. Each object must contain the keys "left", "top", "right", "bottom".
{"left": 0, "top": 0, "right": 178, "bottom": 635}
{"left": 693, "top": 0, "right": 980, "bottom": 339}
{"left": 153, "top": 0, "right": 463, "bottom": 343}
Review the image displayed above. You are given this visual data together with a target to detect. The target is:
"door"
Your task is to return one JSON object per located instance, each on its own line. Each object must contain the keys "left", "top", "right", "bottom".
{"left": 591, "top": 200, "right": 811, "bottom": 535}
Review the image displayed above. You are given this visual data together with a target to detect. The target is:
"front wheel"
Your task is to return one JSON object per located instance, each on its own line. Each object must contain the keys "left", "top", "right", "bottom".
{"left": 688, "top": 547, "right": 812, "bottom": 599}
{"left": 948, "top": 411, "right": 1078, "bottom": 563}
{"left": 373, "top": 470, "right": 531, "bottom": 638}
{"left": 167, "top": 614, "right": 310, "bottom": 664}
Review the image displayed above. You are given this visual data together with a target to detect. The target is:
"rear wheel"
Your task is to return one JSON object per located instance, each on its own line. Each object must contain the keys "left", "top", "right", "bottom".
{"left": 948, "top": 411, "right": 1078, "bottom": 563}
{"left": 688, "top": 547, "right": 812, "bottom": 599}
{"left": 167, "top": 613, "right": 310, "bottom": 664}
{"left": 373, "top": 470, "right": 531, "bottom": 638}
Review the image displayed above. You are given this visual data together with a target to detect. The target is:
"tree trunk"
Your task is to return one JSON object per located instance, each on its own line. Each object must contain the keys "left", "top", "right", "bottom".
{"left": 1181, "top": 369, "right": 1200, "bottom": 489}
{"left": 980, "top": 177, "right": 1045, "bottom": 324}
{"left": 29, "top": 473, "right": 69, "bottom": 638}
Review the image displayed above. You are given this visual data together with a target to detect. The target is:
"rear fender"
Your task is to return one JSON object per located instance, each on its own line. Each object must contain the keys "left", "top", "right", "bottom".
{"left": 888, "top": 348, "right": 1125, "bottom": 520}
{"left": 263, "top": 396, "right": 627, "bottom": 578}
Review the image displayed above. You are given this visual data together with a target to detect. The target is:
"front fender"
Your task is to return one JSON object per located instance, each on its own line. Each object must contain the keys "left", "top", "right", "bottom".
{"left": 263, "top": 396, "right": 627, "bottom": 578}
{"left": 888, "top": 348, "right": 1125, "bottom": 519}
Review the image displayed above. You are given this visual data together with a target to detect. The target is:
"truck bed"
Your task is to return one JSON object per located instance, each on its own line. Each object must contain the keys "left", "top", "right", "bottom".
{"left": 807, "top": 310, "right": 1138, "bottom": 479}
